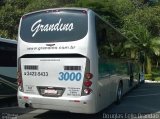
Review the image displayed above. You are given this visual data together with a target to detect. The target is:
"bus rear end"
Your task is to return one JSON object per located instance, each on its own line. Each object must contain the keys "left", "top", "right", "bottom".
{"left": 17, "top": 8, "right": 97, "bottom": 113}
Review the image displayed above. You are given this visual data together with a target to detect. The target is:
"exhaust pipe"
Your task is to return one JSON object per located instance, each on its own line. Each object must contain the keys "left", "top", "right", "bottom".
{"left": 25, "top": 103, "right": 32, "bottom": 108}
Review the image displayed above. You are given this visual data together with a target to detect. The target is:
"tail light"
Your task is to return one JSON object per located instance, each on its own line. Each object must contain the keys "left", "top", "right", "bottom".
{"left": 17, "top": 58, "right": 23, "bottom": 92}
{"left": 84, "top": 80, "right": 92, "bottom": 87}
{"left": 81, "top": 58, "right": 93, "bottom": 96}
{"left": 85, "top": 73, "right": 93, "bottom": 79}
{"left": 83, "top": 74, "right": 93, "bottom": 95}
{"left": 84, "top": 88, "right": 92, "bottom": 95}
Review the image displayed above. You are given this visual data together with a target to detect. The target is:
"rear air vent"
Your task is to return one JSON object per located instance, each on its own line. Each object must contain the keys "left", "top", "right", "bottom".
{"left": 64, "top": 66, "right": 81, "bottom": 71}
{"left": 24, "top": 65, "right": 38, "bottom": 70}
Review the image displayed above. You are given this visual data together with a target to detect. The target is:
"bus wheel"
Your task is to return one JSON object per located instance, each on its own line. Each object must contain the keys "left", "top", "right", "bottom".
{"left": 116, "top": 82, "right": 123, "bottom": 105}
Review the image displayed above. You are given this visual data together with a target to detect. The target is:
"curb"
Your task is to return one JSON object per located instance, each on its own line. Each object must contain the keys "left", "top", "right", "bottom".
{"left": 145, "top": 80, "right": 160, "bottom": 83}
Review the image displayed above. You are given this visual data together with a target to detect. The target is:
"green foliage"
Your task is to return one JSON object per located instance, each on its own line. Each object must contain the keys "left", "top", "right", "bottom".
{"left": 145, "top": 73, "right": 152, "bottom": 80}
{"left": 5, "top": 0, "right": 30, "bottom": 9}
{"left": 0, "top": 3, "right": 23, "bottom": 39}
{"left": 0, "top": 30, "right": 8, "bottom": 38}
{"left": 122, "top": 4, "right": 160, "bottom": 74}
{"left": 0, "top": 0, "right": 58, "bottom": 39}
{"left": 112, "top": 0, "right": 136, "bottom": 17}
{"left": 123, "top": 5, "right": 160, "bottom": 37}
{"left": 151, "top": 67, "right": 160, "bottom": 81}
{"left": 25, "top": 0, "right": 57, "bottom": 13}
{"left": 74, "top": 0, "right": 135, "bottom": 27}
{"left": 155, "top": 77, "right": 160, "bottom": 81}
{"left": 77, "top": 0, "right": 104, "bottom": 9}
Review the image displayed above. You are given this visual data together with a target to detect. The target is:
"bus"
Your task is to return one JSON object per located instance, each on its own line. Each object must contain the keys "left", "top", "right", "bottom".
{"left": 0, "top": 37, "right": 17, "bottom": 95}
{"left": 17, "top": 8, "right": 143, "bottom": 114}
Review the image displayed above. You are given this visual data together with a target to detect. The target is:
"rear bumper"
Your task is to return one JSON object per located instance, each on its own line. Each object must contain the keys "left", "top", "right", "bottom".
{"left": 17, "top": 91, "right": 97, "bottom": 114}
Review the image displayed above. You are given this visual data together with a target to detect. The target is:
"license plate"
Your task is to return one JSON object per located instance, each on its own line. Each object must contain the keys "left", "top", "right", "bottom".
{"left": 38, "top": 87, "right": 65, "bottom": 97}
{"left": 44, "top": 89, "right": 57, "bottom": 94}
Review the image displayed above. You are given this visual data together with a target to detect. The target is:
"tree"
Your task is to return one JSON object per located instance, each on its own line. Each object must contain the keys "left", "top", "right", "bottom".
{"left": 25, "top": 0, "right": 57, "bottom": 12}
{"left": 123, "top": 19, "right": 160, "bottom": 74}
{"left": 71, "top": 0, "right": 136, "bottom": 28}
{"left": 0, "top": 0, "right": 31, "bottom": 39}
{"left": 0, "top": 4, "right": 23, "bottom": 39}
{"left": 0, "top": 0, "right": 58, "bottom": 39}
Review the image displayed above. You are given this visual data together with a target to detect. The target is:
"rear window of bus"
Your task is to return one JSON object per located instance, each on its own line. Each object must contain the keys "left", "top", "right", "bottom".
{"left": 20, "top": 10, "right": 88, "bottom": 43}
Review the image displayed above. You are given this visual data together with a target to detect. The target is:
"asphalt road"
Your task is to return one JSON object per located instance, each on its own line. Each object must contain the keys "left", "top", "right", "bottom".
{"left": 1, "top": 82, "right": 160, "bottom": 119}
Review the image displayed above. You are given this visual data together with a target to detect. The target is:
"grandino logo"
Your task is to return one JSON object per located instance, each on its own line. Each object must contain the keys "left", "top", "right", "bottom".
{"left": 31, "top": 18, "right": 74, "bottom": 37}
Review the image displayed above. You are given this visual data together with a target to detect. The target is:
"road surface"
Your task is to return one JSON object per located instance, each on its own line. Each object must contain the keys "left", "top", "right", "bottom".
{"left": 0, "top": 82, "right": 160, "bottom": 119}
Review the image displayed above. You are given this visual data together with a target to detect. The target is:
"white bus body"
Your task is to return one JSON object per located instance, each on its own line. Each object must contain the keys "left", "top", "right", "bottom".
{"left": 17, "top": 8, "right": 140, "bottom": 114}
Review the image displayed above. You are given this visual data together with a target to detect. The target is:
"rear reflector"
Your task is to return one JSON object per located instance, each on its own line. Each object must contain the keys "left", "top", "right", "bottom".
{"left": 74, "top": 100, "right": 80, "bottom": 103}
{"left": 69, "top": 100, "right": 80, "bottom": 103}
{"left": 23, "top": 96, "right": 29, "bottom": 100}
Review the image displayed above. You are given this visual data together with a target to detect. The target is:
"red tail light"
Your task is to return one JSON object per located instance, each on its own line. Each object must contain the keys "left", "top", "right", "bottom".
{"left": 17, "top": 78, "right": 22, "bottom": 86}
{"left": 85, "top": 73, "right": 93, "bottom": 79}
{"left": 84, "top": 80, "right": 92, "bottom": 87}
{"left": 81, "top": 59, "right": 93, "bottom": 96}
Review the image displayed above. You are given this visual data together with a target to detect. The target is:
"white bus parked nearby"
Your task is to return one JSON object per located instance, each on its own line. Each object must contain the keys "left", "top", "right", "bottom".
{"left": 0, "top": 37, "right": 17, "bottom": 80}
{"left": 17, "top": 8, "right": 142, "bottom": 114}
{"left": 0, "top": 37, "right": 17, "bottom": 93}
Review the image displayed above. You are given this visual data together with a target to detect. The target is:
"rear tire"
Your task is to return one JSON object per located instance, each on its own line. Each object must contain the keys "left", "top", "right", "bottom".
{"left": 116, "top": 82, "right": 123, "bottom": 105}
